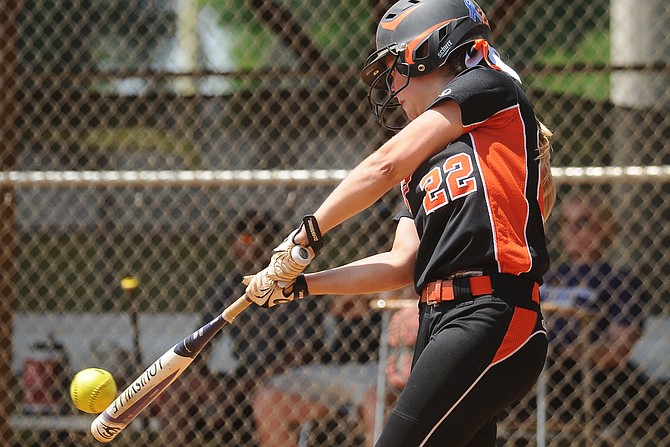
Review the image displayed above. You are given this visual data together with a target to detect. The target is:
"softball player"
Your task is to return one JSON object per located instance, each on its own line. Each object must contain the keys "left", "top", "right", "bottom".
{"left": 244, "top": 0, "right": 555, "bottom": 445}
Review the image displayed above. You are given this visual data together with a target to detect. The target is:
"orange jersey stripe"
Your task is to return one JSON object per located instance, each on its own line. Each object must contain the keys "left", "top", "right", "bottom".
{"left": 469, "top": 105, "right": 532, "bottom": 275}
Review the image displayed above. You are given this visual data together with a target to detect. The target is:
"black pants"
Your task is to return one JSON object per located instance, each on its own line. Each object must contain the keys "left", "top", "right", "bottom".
{"left": 376, "top": 291, "right": 547, "bottom": 447}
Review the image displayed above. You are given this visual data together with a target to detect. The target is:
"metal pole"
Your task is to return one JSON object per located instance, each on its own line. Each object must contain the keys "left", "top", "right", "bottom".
{"left": 174, "top": 0, "right": 199, "bottom": 95}
{"left": 536, "top": 367, "right": 546, "bottom": 447}
{"left": 610, "top": 0, "right": 670, "bottom": 354}
{"left": 0, "top": 1, "right": 23, "bottom": 443}
{"left": 374, "top": 310, "right": 391, "bottom": 442}
{"left": 2, "top": 166, "right": 670, "bottom": 188}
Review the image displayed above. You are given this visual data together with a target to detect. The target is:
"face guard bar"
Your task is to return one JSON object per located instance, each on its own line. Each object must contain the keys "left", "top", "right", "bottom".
{"left": 361, "top": 46, "right": 411, "bottom": 131}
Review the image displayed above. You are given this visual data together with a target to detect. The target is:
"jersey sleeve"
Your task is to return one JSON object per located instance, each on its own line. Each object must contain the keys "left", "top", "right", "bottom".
{"left": 393, "top": 203, "right": 413, "bottom": 222}
{"left": 428, "top": 66, "right": 519, "bottom": 128}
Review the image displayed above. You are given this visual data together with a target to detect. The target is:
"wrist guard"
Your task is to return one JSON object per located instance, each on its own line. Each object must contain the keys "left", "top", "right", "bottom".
{"left": 293, "top": 274, "right": 309, "bottom": 299}
{"left": 298, "top": 215, "right": 324, "bottom": 254}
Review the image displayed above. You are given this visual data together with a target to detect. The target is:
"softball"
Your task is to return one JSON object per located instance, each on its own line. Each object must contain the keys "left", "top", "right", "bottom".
{"left": 70, "top": 368, "right": 117, "bottom": 414}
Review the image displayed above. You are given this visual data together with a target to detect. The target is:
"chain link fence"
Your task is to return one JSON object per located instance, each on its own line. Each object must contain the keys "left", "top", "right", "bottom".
{"left": 1, "top": 0, "right": 669, "bottom": 446}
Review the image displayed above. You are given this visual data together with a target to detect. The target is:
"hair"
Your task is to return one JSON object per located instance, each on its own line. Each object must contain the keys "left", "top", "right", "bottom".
{"left": 537, "top": 120, "right": 555, "bottom": 221}
{"left": 444, "top": 45, "right": 469, "bottom": 75}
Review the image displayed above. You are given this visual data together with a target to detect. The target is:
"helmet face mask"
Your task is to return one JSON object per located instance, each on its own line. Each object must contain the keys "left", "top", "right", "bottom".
{"left": 362, "top": 46, "right": 411, "bottom": 131}
{"left": 360, "top": 0, "right": 491, "bottom": 130}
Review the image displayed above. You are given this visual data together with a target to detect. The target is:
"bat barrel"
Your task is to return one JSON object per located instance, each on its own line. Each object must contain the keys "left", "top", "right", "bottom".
{"left": 89, "top": 294, "right": 250, "bottom": 442}
{"left": 91, "top": 412, "right": 127, "bottom": 443}
{"left": 90, "top": 349, "right": 191, "bottom": 442}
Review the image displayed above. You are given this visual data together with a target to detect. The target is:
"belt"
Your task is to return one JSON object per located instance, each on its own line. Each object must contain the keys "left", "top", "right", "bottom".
{"left": 421, "top": 276, "right": 493, "bottom": 305}
{"left": 421, "top": 274, "right": 541, "bottom": 307}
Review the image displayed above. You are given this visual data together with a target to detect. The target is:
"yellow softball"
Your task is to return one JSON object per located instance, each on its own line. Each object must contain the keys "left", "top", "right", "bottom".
{"left": 70, "top": 368, "right": 117, "bottom": 414}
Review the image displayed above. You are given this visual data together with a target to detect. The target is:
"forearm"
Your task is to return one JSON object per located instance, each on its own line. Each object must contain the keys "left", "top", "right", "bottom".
{"left": 293, "top": 104, "right": 462, "bottom": 244}
{"left": 304, "top": 251, "right": 414, "bottom": 296}
{"left": 313, "top": 151, "right": 401, "bottom": 236}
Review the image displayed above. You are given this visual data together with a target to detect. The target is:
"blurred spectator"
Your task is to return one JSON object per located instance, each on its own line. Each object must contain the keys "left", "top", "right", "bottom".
{"left": 540, "top": 193, "right": 655, "bottom": 443}
{"left": 253, "top": 287, "right": 418, "bottom": 447}
{"left": 155, "top": 210, "right": 318, "bottom": 447}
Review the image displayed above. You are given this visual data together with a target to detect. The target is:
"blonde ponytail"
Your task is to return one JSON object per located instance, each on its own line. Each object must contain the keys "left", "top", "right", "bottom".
{"left": 537, "top": 120, "right": 555, "bottom": 221}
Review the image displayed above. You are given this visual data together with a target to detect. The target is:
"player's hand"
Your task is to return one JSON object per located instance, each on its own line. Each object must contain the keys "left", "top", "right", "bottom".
{"left": 267, "top": 215, "right": 323, "bottom": 282}
{"left": 243, "top": 268, "right": 289, "bottom": 308}
{"left": 267, "top": 229, "right": 309, "bottom": 282}
{"left": 243, "top": 270, "right": 308, "bottom": 308}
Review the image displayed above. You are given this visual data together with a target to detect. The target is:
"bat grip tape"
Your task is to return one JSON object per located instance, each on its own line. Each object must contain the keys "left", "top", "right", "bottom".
{"left": 222, "top": 295, "right": 253, "bottom": 323}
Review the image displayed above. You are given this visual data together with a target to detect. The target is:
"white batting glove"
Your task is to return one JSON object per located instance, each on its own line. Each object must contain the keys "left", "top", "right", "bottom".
{"left": 243, "top": 269, "right": 304, "bottom": 308}
{"left": 267, "top": 215, "right": 323, "bottom": 282}
{"left": 268, "top": 229, "right": 309, "bottom": 282}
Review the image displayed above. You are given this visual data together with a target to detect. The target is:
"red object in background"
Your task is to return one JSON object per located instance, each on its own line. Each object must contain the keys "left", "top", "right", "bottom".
{"left": 21, "top": 334, "right": 69, "bottom": 414}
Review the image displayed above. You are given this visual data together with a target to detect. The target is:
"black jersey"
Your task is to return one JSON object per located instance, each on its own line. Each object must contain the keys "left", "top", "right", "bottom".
{"left": 398, "top": 65, "right": 549, "bottom": 292}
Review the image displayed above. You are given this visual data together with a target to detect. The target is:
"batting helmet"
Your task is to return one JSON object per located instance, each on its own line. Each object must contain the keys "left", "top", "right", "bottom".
{"left": 361, "top": 0, "right": 491, "bottom": 130}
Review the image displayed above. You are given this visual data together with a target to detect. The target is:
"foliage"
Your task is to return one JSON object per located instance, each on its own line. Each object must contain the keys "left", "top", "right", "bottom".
{"left": 206, "top": 0, "right": 372, "bottom": 69}
{"left": 19, "top": 0, "right": 175, "bottom": 72}
{"left": 527, "top": 30, "right": 610, "bottom": 102}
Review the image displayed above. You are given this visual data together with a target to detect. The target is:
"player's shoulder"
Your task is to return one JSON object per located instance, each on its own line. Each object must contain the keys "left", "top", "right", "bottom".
{"left": 459, "top": 64, "right": 511, "bottom": 81}
{"left": 451, "top": 65, "right": 516, "bottom": 92}
{"left": 431, "top": 65, "right": 517, "bottom": 108}
{"left": 430, "top": 66, "right": 521, "bottom": 125}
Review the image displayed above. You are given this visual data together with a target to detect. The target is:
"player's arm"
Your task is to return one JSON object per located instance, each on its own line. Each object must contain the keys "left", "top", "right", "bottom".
{"left": 301, "top": 101, "right": 463, "bottom": 240}
{"left": 303, "top": 216, "right": 418, "bottom": 295}
{"left": 247, "top": 102, "right": 461, "bottom": 305}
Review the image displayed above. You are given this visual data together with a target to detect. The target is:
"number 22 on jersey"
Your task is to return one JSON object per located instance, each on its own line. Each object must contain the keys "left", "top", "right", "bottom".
{"left": 419, "top": 152, "right": 477, "bottom": 214}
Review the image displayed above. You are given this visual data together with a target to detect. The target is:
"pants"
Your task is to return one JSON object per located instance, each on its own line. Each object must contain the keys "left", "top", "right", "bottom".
{"left": 376, "top": 281, "right": 547, "bottom": 447}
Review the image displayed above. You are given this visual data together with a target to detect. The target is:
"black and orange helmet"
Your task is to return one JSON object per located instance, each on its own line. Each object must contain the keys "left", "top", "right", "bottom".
{"left": 361, "top": 0, "right": 491, "bottom": 130}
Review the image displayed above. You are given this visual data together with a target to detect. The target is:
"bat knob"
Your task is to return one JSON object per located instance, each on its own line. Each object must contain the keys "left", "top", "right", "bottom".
{"left": 290, "top": 245, "right": 313, "bottom": 266}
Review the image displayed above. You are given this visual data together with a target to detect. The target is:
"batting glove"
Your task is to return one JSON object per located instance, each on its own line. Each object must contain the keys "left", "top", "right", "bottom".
{"left": 267, "top": 215, "right": 323, "bottom": 282}
{"left": 243, "top": 271, "right": 309, "bottom": 308}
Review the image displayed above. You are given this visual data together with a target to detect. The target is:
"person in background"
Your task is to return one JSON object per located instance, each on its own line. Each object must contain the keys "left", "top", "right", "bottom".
{"left": 359, "top": 305, "right": 421, "bottom": 446}
{"left": 541, "top": 193, "right": 651, "bottom": 444}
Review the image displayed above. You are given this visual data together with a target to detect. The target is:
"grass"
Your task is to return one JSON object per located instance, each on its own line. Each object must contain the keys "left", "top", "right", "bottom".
{"left": 527, "top": 30, "right": 610, "bottom": 102}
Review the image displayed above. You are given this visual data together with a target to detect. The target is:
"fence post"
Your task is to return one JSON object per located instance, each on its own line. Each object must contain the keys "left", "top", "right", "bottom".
{"left": 0, "top": 1, "right": 23, "bottom": 444}
{"left": 610, "top": 0, "right": 670, "bottom": 288}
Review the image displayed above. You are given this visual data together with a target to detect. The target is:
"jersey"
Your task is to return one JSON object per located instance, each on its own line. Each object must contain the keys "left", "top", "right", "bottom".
{"left": 397, "top": 65, "right": 549, "bottom": 292}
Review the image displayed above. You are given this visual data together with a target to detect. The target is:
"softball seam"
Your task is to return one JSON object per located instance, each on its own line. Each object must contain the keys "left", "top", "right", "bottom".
{"left": 73, "top": 369, "right": 114, "bottom": 413}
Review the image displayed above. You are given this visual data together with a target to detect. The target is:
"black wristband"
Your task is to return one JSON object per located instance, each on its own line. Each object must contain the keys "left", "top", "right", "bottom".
{"left": 301, "top": 215, "right": 324, "bottom": 253}
{"left": 293, "top": 274, "right": 309, "bottom": 300}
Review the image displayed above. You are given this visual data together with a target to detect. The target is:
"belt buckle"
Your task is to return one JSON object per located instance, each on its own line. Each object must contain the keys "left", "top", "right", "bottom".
{"left": 426, "top": 279, "right": 442, "bottom": 305}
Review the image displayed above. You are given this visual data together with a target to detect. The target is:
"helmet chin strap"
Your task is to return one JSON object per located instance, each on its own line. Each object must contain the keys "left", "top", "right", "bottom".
{"left": 465, "top": 39, "right": 521, "bottom": 83}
